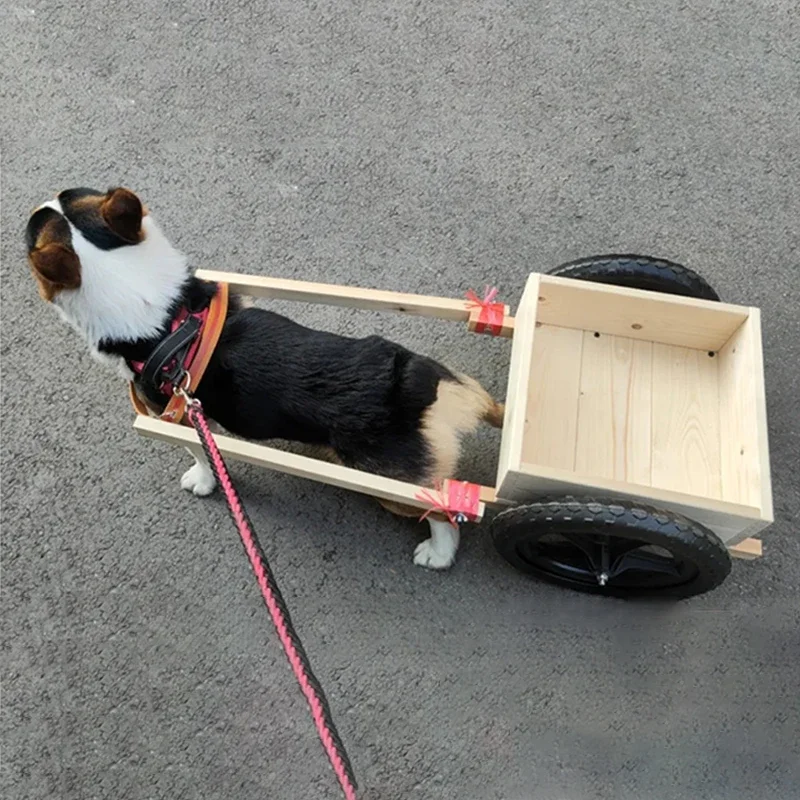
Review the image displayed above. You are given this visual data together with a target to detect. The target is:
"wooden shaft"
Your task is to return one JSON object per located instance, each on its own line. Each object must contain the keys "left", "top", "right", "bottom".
{"left": 195, "top": 268, "right": 514, "bottom": 336}
{"left": 134, "top": 416, "right": 487, "bottom": 521}
{"left": 728, "top": 538, "right": 763, "bottom": 560}
{"left": 198, "top": 269, "right": 475, "bottom": 320}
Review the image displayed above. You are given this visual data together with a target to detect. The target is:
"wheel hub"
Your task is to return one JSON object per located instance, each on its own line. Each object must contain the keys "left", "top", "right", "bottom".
{"left": 519, "top": 532, "right": 698, "bottom": 590}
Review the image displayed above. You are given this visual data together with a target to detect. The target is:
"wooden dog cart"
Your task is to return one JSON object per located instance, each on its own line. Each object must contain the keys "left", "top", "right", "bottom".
{"left": 134, "top": 256, "right": 773, "bottom": 598}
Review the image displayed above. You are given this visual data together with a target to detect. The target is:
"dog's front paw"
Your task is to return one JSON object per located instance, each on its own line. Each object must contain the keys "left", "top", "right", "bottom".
{"left": 413, "top": 538, "right": 456, "bottom": 570}
{"left": 180, "top": 462, "right": 216, "bottom": 496}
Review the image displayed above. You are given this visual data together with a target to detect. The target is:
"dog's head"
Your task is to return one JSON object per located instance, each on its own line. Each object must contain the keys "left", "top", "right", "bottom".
{"left": 26, "top": 187, "right": 145, "bottom": 302}
{"left": 25, "top": 187, "right": 188, "bottom": 344}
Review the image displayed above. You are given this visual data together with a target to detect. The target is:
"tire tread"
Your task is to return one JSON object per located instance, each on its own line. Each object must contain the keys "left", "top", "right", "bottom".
{"left": 546, "top": 254, "right": 720, "bottom": 301}
{"left": 491, "top": 496, "right": 731, "bottom": 598}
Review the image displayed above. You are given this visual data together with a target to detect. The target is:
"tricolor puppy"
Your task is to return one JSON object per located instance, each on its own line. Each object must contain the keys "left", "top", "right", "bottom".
{"left": 25, "top": 187, "right": 504, "bottom": 569}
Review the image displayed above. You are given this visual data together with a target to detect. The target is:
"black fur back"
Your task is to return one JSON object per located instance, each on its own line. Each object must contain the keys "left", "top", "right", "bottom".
{"left": 198, "top": 306, "right": 455, "bottom": 481}
{"left": 102, "top": 277, "right": 456, "bottom": 483}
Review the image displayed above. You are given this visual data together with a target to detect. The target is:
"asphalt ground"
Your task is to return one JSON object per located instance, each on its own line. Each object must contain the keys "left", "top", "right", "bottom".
{"left": 2, "top": 2, "right": 799, "bottom": 798}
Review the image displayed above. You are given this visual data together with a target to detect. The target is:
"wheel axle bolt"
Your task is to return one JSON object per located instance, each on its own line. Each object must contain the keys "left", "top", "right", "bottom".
{"left": 598, "top": 572, "right": 609, "bottom": 586}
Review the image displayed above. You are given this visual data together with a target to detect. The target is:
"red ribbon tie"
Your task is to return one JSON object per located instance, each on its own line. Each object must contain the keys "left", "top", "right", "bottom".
{"left": 466, "top": 285, "right": 505, "bottom": 336}
{"left": 416, "top": 480, "right": 482, "bottom": 527}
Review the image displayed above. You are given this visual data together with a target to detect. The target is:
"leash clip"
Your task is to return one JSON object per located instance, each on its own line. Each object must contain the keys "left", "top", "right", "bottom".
{"left": 173, "top": 370, "right": 200, "bottom": 407}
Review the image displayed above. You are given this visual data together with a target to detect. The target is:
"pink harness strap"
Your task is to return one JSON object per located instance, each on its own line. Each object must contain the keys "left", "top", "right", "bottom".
{"left": 129, "top": 304, "right": 210, "bottom": 396}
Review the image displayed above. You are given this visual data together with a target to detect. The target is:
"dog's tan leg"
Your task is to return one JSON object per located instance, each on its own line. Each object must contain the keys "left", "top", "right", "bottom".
{"left": 379, "top": 378, "right": 464, "bottom": 570}
{"left": 402, "top": 374, "right": 500, "bottom": 569}
{"left": 343, "top": 374, "right": 500, "bottom": 570}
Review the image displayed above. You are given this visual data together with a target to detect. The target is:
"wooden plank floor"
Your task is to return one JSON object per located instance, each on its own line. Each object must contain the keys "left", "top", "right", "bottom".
{"left": 523, "top": 325, "right": 725, "bottom": 499}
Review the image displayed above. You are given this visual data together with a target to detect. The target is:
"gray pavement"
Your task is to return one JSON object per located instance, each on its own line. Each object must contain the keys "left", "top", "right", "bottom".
{"left": 2, "top": 2, "right": 800, "bottom": 798}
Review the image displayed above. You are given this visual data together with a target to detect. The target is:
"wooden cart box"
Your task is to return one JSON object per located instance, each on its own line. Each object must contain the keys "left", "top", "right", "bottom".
{"left": 497, "top": 274, "right": 773, "bottom": 545}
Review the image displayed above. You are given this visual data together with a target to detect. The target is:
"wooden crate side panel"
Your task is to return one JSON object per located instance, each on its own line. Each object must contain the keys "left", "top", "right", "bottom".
{"left": 575, "top": 333, "right": 653, "bottom": 484}
{"left": 522, "top": 325, "right": 584, "bottom": 471}
{"left": 749, "top": 309, "right": 774, "bottom": 523}
{"left": 651, "top": 344, "right": 722, "bottom": 500}
{"left": 718, "top": 310, "right": 773, "bottom": 519}
{"left": 496, "top": 274, "right": 541, "bottom": 493}
{"left": 502, "top": 462, "right": 762, "bottom": 543}
{"left": 536, "top": 275, "right": 749, "bottom": 350}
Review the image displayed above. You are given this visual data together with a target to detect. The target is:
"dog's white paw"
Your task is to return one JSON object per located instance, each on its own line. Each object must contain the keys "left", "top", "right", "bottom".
{"left": 413, "top": 518, "right": 459, "bottom": 570}
{"left": 413, "top": 538, "right": 456, "bottom": 569}
{"left": 413, "top": 518, "right": 460, "bottom": 570}
{"left": 180, "top": 462, "right": 216, "bottom": 496}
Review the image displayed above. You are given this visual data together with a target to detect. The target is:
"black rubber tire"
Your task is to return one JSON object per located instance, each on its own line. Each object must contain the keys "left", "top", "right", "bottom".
{"left": 491, "top": 497, "right": 731, "bottom": 599}
{"left": 547, "top": 254, "right": 720, "bottom": 301}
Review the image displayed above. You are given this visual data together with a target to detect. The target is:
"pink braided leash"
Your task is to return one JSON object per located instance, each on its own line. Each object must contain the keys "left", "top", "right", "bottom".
{"left": 187, "top": 400, "right": 358, "bottom": 800}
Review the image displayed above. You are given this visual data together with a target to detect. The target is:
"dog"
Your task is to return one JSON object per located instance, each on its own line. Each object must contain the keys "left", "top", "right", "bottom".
{"left": 25, "top": 187, "right": 504, "bottom": 569}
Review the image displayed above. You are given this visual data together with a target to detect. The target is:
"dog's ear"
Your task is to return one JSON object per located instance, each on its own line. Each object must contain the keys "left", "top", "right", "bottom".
{"left": 29, "top": 242, "right": 81, "bottom": 301}
{"left": 101, "top": 187, "right": 143, "bottom": 243}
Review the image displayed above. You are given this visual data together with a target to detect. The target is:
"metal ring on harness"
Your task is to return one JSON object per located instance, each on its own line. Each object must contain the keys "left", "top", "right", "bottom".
{"left": 174, "top": 369, "right": 192, "bottom": 396}
{"left": 173, "top": 372, "right": 201, "bottom": 408}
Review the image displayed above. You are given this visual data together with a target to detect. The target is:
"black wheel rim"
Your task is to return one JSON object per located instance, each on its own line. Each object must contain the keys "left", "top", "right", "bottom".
{"left": 516, "top": 531, "right": 699, "bottom": 590}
